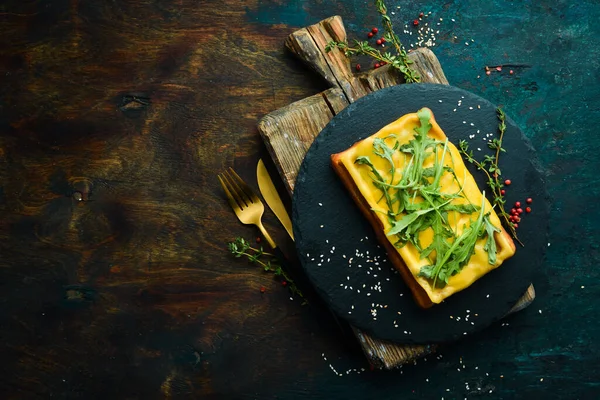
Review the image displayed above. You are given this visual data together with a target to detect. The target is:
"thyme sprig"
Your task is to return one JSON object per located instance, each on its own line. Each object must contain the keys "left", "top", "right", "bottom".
{"left": 228, "top": 237, "right": 306, "bottom": 303}
{"left": 324, "top": 0, "right": 420, "bottom": 83}
{"left": 458, "top": 108, "right": 523, "bottom": 246}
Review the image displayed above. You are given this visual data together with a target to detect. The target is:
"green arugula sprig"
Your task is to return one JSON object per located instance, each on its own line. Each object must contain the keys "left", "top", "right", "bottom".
{"left": 324, "top": 0, "right": 420, "bottom": 83}
{"left": 458, "top": 108, "right": 523, "bottom": 246}
{"left": 228, "top": 237, "right": 306, "bottom": 303}
{"left": 354, "top": 109, "right": 499, "bottom": 287}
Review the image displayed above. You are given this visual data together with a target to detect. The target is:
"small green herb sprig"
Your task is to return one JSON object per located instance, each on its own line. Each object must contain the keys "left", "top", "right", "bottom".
{"left": 324, "top": 0, "right": 420, "bottom": 83}
{"left": 228, "top": 237, "right": 306, "bottom": 303}
{"left": 458, "top": 108, "right": 523, "bottom": 246}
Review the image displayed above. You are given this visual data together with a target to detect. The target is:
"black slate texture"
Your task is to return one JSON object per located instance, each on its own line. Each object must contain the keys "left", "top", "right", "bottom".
{"left": 293, "top": 84, "right": 549, "bottom": 344}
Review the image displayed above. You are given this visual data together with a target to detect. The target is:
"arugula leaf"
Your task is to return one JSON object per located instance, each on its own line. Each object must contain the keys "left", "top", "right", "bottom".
{"left": 420, "top": 213, "right": 452, "bottom": 260}
{"left": 482, "top": 214, "right": 501, "bottom": 265}
{"left": 415, "top": 108, "right": 433, "bottom": 137}
{"left": 387, "top": 207, "right": 434, "bottom": 236}
{"left": 373, "top": 137, "right": 396, "bottom": 171}
{"left": 445, "top": 204, "right": 480, "bottom": 214}
{"left": 355, "top": 156, "right": 393, "bottom": 207}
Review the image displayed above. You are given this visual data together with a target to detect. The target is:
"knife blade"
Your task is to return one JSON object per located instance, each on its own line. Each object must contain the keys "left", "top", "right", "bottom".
{"left": 256, "top": 159, "right": 294, "bottom": 241}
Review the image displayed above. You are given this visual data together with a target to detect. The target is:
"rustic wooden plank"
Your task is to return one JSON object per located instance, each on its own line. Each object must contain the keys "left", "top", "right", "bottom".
{"left": 258, "top": 89, "right": 346, "bottom": 193}
{"left": 353, "top": 327, "right": 437, "bottom": 369}
{"left": 258, "top": 16, "right": 535, "bottom": 369}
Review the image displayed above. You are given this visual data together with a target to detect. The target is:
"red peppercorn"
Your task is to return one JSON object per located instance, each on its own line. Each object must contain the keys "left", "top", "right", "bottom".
{"left": 515, "top": 201, "right": 521, "bottom": 207}
{"left": 513, "top": 223, "right": 519, "bottom": 228}
{"left": 380, "top": 37, "right": 386, "bottom": 43}
{"left": 526, "top": 198, "right": 533, "bottom": 204}
{"left": 419, "top": 12, "right": 424, "bottom": 17}
{"left": 374, "top": 63, "right": 380, "bottom": 69}
{"left": 282, "top": 281, "right": 287, "bottom": 287}
{"left": 356, "top": 64, "right": 361, "bottom": 71}
{"left": 376, "top": 39, "right": 382, "bottom": 45}
{"left": 372, "top": 27, "right": 379, "bottom": 34}
{"left": 526, "top": 207, "right": 531, "bottom": 213}
{"left": 260, "top": 286, "right": 266, "bottom": 293}
{"left": 486, "top": 70, "right": 491, "bottom": 76}
{"left": 368, "top": 32, "right": 374, "bottom": 38}
{"left": 500, "top": 189, "right": 506, "bottom": 195}
{"left": 380, "top": 61, "right": 386, "bottom": 65}
{"left": 515, "top": 216, "right": 521, "bottom": 223}
{"left": 509, "top": 70, "right": 514, "bottom": 75}
{"left": 496, "top": 66, "right": 502, "bottom": 71}
{"left": 509, "top": 216, "right": 515, "bottom": 222}
{"left": 517, "top": 208, "right": 523, "bottom": 214}
{"left": 413, "top": 19, "right": 419, "bottom": 26}
{"left": 511, "top": 208, "right": 517, "bottom": 215}
{"left": 504, "top": 179, "right": 512, "bottom": 186}
{"left": 256, "top": 236, "right": 261, "bottom": 243}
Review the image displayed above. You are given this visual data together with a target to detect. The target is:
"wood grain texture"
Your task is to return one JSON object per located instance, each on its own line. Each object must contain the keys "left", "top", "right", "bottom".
{"left": 1, "top": 0, "right": 593, "bottom": 398}
{"left": 258, "top": 16, "right": 534, "bottom": 369}
{"left": 0, "top": 1, "right": 340, "bottom": 398}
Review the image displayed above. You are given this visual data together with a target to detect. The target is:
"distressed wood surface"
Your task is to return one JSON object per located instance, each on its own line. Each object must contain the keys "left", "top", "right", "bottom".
{"left": 0, "top": 0, "right": 596, "bottom": 398}
{"left": 259, "top": 16, "right": 534, "bottom": 369}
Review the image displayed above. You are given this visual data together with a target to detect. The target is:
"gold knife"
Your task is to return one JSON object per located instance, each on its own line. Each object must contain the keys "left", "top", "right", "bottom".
{"left": 256, "top": 159, "right": 294, "bottom": 241}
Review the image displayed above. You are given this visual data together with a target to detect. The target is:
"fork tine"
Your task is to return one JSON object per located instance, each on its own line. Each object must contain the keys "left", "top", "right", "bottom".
{"left": 218, "top": 175, "right": 239, "bottom": 210}
{"left": 228, "top": 167, "right": 260, "bottom": 203}
{"left": 222, "top": 170, "right": 250, "bottom": 208}
{"left": 224, "top": 168, "right": 253, "bottom": 206}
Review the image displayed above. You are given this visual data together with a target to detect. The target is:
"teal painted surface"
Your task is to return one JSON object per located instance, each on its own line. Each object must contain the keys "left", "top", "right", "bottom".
{"left": 251, "top": 1, "right": 600, "bottom": 398}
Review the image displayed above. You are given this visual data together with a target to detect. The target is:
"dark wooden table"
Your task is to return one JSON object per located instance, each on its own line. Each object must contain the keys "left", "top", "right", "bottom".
{"left": 1, "top": 1, "right": 598, "bottom": 399}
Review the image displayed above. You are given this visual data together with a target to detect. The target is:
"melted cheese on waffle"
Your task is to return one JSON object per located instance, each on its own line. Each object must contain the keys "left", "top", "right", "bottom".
{"left": 336, "top": 110, "right": 515, "bottom": 304}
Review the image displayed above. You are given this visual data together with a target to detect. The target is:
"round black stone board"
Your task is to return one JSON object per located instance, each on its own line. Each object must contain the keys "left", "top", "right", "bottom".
{"left": 292, "top": 84, "right": 549, "bottom": 344}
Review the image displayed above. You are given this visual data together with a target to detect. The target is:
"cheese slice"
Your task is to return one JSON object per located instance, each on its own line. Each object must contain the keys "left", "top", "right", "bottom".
{"left": 334, "top": 108, "right": 516, "bottom": 305}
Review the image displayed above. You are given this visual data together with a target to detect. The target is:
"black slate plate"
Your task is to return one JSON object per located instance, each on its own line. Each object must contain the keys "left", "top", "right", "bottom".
{"left": 292, "top": 84, "right": 549, "bottom": 344}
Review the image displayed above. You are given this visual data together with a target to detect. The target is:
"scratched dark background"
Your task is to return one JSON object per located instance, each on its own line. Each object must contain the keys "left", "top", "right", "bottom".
{"left": 0, "top": 0, "right": 598, "bottom": 399}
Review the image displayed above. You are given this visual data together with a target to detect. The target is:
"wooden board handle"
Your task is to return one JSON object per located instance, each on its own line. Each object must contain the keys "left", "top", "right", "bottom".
{"left": 285, "top": 16, "right": 370, "bottom": 102}
{"left": 285, "top": 16, "right": 350, "bottom": 88}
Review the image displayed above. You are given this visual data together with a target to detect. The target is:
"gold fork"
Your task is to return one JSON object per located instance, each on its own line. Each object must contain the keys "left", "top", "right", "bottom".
{"left": 218, "top": 167, "right": 276, "bottom": 249}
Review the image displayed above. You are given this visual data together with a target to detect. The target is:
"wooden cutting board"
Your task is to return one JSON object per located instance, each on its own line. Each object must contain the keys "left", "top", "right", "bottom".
{"left": 258, "top": 16, "right": 535, "bottom": 369}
